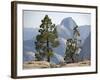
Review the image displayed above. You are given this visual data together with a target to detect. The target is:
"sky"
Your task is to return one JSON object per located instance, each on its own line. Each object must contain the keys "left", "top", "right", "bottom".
{"left": 23, "top": 10, "right": 91, "bottom": 28}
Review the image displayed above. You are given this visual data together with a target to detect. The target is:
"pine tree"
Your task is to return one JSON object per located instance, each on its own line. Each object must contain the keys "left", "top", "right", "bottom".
{"left": 64, "top": 25, "right": 81, "bottom": 63}
{"left": 64, "top": 39, "right": 77, "bottom": 63}
{"left": 35, "top": 15, "right": 59, "bottom": 62}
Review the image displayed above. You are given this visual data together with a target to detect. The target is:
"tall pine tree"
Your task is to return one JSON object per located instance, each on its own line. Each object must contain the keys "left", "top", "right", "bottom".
{"left": 35, "top": 15, "right": 59, "bottom": 62}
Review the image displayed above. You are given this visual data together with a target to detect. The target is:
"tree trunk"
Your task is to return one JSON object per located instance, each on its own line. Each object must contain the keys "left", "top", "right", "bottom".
{"left": 71, "top": 55, "right": 74, "bottom": 63}
{"left": 47, "top": 56, "right": 50, "bottom": 62}
{"left": 47, "top": 37, "right": 50, "bottom": 62}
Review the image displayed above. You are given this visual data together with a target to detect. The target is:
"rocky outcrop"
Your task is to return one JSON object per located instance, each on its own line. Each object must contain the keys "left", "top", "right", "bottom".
{"left": 23, "top": 61, "right": 50, "bottom": 69}
{"left": 23, "top": 60, "right": 90, "bottom": 69}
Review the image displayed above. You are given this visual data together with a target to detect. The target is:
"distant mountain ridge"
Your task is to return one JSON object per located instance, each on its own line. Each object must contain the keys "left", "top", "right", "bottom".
{"left": 23, "top": 28, "right": 39, "bottom": 40}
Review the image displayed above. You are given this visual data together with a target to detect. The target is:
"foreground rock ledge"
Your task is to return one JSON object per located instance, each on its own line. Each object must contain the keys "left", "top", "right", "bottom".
{"left": 23, "top": 61, "right": 51, "bottom": 69}
{"left": 23, "top": 60, "right": 90, "bottom": 69}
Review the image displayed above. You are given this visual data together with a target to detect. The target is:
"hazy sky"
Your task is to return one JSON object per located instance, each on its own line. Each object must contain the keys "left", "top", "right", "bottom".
{"left": 23, "top": 10, "right": 91, "bottom": 28}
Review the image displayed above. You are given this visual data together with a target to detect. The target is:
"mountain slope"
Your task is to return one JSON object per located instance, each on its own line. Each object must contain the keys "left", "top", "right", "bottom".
{"left": 79, "top": 34, "right": 91, "bottom": 60}
{"left": 79, "top": 25, "right": 90, "bottom": 44}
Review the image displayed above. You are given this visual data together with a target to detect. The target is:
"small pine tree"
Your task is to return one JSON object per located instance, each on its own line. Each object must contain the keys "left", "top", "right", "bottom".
{"left": 35, "top": 15, "right": 59, "bottom": 62}
{"left": 64, "top": 25, "right": 81, "bottom": 63}
{"left": 64, "top": 39, "right": 77, "bottom": 63}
